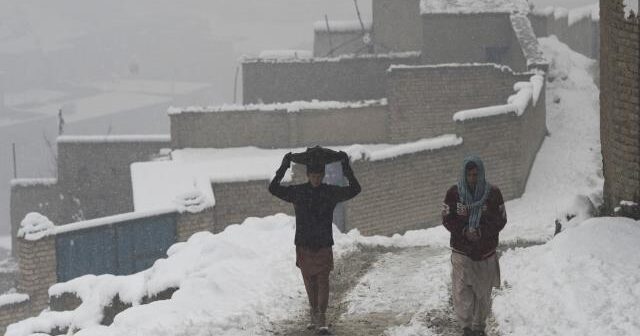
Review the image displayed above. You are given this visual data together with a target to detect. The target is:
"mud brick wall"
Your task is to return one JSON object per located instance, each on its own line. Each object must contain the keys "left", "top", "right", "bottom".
{"left": 211, "top": 181, "right": 293, "bottom": 232}
{"left": 56, "top": 139, "right": 170, "bottom": 220}
{"left": 170, "top": 105, "right": 389, "bottom": 149}
{"left": 600, "top": 0, "right": 640, "bottom": 210}
{"left": 345, "top": 146, "right": 463, "bottom": 236}
{"left": 387, "top": 64, "right": 526, "bottom": 143}
{"left": 0, "top": 300, "right": 30, "bottom": 335}
{"left": 176, "top": 208, "right": 216, "bottom": 241}
{"left": 242, "top": 53, "right": 421, "bottom": 104}
{"left": 17, "top": 237, "right": 57, "bottom": 315}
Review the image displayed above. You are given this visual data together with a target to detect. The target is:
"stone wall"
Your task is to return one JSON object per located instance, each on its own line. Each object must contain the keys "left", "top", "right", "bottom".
{"left": 372, "top": 0, "right": 423, "bottom": 53}
{"left": 600, "top": 0, "right": 640, "bottom": 210}
{"left": 421, "top": 13, "right": 528, "bottom": 72}
{"left": 170, "top": 105, "right": 389, "bottom": 149}
{"left": 241, "top": 53, "right": 421, "bottom": 104}
{"left": 387, "top": 64, "right": 528, "bottom": 143}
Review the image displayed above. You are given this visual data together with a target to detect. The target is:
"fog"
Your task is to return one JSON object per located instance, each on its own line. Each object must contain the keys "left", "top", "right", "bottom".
{"left": 0, "top": 0, "right": 616, "bottom": 234}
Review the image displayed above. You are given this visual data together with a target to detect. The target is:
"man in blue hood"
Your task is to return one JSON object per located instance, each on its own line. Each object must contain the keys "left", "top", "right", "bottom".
{"left": 442, "top": 155, "right": 507, "bottom": 336}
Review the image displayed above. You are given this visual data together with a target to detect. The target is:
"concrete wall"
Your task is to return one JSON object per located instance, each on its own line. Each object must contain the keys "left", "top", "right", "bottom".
{"left": 170, "top": 105, "right": 389, "bottom": 149}
{"left": 387, "top": 64, "right": 526, "bottom": 143}
{"left": 421, "top": 13, "right": 527, "bottom": 72}
{"left": 56, "top": 139, "right": 170, "bottom": 220}
{"left": 242, "top": 53, "right": 421, "bottom": 104}
{"left": 314, "top": 31, "right": 369, "bottom": 57}
{"left": 372, "top": 0, "right": 423, "bottom": 53}
{"left": 600, "top": 0, "right": 640, "bottom": 210}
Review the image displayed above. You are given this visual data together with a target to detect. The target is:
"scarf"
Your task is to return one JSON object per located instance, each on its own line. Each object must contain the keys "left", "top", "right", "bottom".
{"left": 457, "top": 155, "right": 490, "bottom": 230}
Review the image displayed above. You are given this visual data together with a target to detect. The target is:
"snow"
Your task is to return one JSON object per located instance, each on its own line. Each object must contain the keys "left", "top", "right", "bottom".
{"left": 532, "top": 6, "right": 555, "bottom": 17}
{"left": 7, "top": 214, "right": 450, "bottom": 336}
{"left": 9, "top": 178, "right": 58, "bottom": 188}
{"left": 500, "top": 36, "right": 603, "bottom": 242}
{"left": 54, "top": 208, "right": 177, "bottom": 235}
{"left": 56, "top": 135, "right": 170, "bottom": 144}
{"left": 257, "top": 50, "right": 312, "bottom": 60}
{"left": 494, "top": 217, "right": 640, "bottom": 336}
{"left": 420, "top": 0, "right": 530, "bottom": 15}
{"left": 313, "top": 20, "right": 371, "bottom": 32}
{"left": 131, "top": 137, "right": 461, "bottom": 212}
{"left": 623, "top": 0, "right": 639, "bottom": 16}
{"left": 364, "top": 134, "right": 462, "bottom": 161}
{"left": 510, "top": 14, "right": 549, "bottom": 67}
{"left": 17, "top": 213, "right": 55, "bottom": 241}
{"left": 554, "top": 7, "right": 569, "bottom": 19}
{"left": 168, "top": 98, "right": 388, "bottom": 115}
{"left": 243, "top": 51, "right": 421, "bottom": 64}
{"left": 0, "top": 293, "right": 29, "bottom": 308}
{"left": 3, "top": 90, "right": 68, "bottom": 107}
{"left": 568, "top": 4, "right": 599, "bottom": 25}
{"left": 24, "top": 92, "right": 172, "bottom": 123}
{"left": 388, "top": 62, "right": 516, "bottom": 73}
{"left": 87, "top": 79, "right": 211, "bottom": 96}
{"left": 453, "top": 74, "right": 543, "bottom": 121}
{"left": 5, "top": 30, "right": 613, "bottom": 336}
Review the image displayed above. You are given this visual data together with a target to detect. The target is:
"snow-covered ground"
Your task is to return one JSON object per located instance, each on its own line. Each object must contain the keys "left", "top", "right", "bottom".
{"left": 8, "top": 38, "right": 633, "bottom": 336}
{"left": 500, "top": 36, "right": 603, "bottom": 243}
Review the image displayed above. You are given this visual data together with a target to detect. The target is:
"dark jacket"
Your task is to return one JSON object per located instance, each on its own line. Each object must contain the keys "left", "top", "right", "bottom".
{"left": 269, "top": 163, "right": 361, "bottom": 249}
{"left": 442, "top": 185, "right": 507, "bottom": 261}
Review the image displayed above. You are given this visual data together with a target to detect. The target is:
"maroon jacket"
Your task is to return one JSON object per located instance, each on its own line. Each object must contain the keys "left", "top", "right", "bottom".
{"left": 442, "top": 185, "right": 507, "bottom": 261}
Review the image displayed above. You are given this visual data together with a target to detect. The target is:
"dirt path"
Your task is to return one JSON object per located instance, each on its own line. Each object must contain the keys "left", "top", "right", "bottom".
{"left": 272, "top": 240, "right": 543, "bottom": 336}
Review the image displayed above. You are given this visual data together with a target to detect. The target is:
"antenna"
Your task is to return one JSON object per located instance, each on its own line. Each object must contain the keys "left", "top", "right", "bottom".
{"left": 353, "top": 0, "right": 374, "bottom": 53}
{"left": 324, "top": 15, "right": 334, "bottom": 57}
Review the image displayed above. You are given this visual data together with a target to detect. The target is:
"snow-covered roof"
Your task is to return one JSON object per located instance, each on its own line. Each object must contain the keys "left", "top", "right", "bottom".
{"left": 0, "top": 293, "right": 29, "bottom": 308}
{"left": 10, "top": 178, "right": 58, "bottom": 188}
{"left": 510, "top": 14, "right": 549, "bottom": 67}
{"left": 243, "top": 51, "right": 420, "bottom": 64}
{"left": 453, "top": 74, "right": 544, "bottom": 121}
{"left": 57, "top": 135, "right": 170, "bottom": 144}
{"left": 388, "top": 62, "right": 517, "bottom": 74}
{"left": 257, "top": 50, "right": 312, "bottom": 60}
{"left": 420, "top": 0, "right": 530, "bottom": 15}
{"left": 131, "top": 136, "right": 462, "bottom": 212}
{"left": 168, "top": 99, "right": 387, "bottom": 115}
{"left": 313, "top": 20, "right": 372, "bottom": 32}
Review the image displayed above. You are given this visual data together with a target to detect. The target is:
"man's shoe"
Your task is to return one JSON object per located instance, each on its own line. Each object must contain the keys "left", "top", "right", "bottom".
{"left": 306, "top": 309, "right": 318, "bottom": 330}
{"left": 317, "top": 326, "right": 331, "bottom": 335}
{"left": 462, "top": 327, "right": 474, "bottom": 336}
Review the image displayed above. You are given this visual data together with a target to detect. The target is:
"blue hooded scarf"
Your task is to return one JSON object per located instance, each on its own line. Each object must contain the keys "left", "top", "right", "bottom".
{"left": 457, "top": 155, "right": 491, "bottom": 230}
